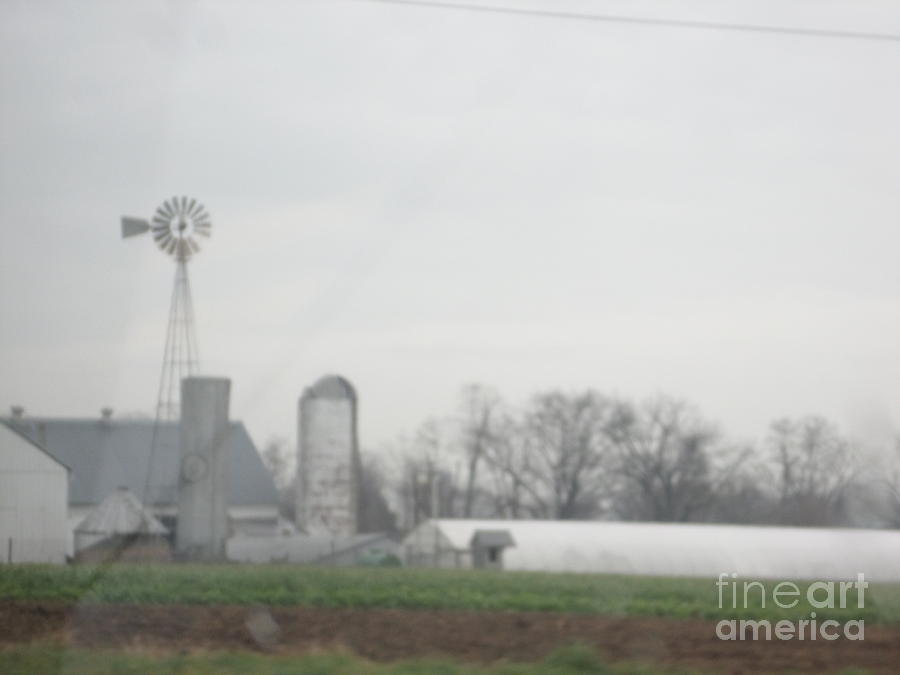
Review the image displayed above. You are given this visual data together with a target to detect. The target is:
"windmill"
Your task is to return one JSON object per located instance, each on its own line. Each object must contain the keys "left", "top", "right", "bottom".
{"left": 121, "top": 197, "right": 212, "bottom": 422}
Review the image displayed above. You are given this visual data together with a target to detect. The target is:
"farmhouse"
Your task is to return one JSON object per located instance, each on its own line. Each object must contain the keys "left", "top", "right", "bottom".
{"left": 0, "top": 421, "right": 69, "bottom": 563}
{"left": 2, "top": 410, "right": 278, "bottom": 556}
{"left": 404, "top": 519, "right": 900, "bottom": 582}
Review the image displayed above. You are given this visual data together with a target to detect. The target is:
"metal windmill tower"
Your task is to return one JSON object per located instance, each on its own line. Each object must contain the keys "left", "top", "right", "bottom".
{"left": 121, "top": 197, "right": 212, "bottom": 421}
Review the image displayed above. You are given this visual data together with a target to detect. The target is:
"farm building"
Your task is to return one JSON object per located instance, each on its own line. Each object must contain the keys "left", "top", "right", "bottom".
{"left": 74, "top": 487, "right": 171, "bottom": 563}
{"left": 2, "top": 411, "right": 279, "bottom": 556}
{"left": 404, "top": 519, "right": 900, "bottom": 582}
{"left": 0, "top": 421, "right": 69, "bottom": 563}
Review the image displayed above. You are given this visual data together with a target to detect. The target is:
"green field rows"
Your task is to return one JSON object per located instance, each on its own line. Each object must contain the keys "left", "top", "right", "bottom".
{"left": 3, "top": 565, "right": 899, "bottom": 625}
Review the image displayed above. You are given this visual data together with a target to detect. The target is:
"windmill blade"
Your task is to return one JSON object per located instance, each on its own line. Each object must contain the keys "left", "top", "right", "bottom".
{"left": 160, "top": 200, "right": 176, "bottom": 218}
{"left": 121, "top": 217, "right": 151, "bottom": 238}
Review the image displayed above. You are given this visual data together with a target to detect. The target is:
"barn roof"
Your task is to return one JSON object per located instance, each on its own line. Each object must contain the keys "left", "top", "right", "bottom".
{"left": 420, "top": 519, "right": 900, "bottom": 581}
{"left": 4, "top": 417, "right": 278, "bottom": 508}
{"left": 0, "top": 420, "right": 70, "bottom": 472}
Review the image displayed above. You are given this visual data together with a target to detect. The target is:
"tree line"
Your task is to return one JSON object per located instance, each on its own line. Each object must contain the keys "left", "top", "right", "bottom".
{"left": 263, "top": 384, "right": 900, "bottom": 533}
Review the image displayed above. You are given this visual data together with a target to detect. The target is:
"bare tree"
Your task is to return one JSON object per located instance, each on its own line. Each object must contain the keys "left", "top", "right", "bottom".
{"left": 767, "top": 416, "right": 858, "bottom": 526}
{"left": 392, "top": 419, "right": 461, "bottom": 528}
{"left": 706, "top": 463, "right": 773, "bottom": 524}
{"left": 456, "top": 384, "right": 502, "bottom": 517}
{"left": 605, "top": 396, "right": 738, "bottom": 522}
{"left": 482, "top": 414, "right": 533, "bottom": 518}
{"left": 481, "top": 391, "right": 612, "bottom": 519}
{"left": 260, "top": 436, "right": 296, "bottom": 520}
{"left": 357, "top": 453, "right": 397, "bottom": 533}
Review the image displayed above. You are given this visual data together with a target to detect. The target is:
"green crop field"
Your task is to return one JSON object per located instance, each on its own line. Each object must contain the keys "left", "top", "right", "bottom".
{"left": 2, "top": 564, "right": 899, "bottom": 625}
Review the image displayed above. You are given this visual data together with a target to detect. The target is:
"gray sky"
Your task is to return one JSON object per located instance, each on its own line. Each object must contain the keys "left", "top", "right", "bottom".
{"left": 3, "top": 0, "right": 900, "bottom": 453}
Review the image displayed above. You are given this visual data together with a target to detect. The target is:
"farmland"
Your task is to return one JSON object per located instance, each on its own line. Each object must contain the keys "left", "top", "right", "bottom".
{"left": 3, "top": 564, "right": 900, "bottom": 624}
{"left": 3, "top": 565, "right": 900, "bottom": 673}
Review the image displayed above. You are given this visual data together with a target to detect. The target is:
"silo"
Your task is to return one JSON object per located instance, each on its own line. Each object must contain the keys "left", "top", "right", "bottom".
{"left": 296, "top": 375, "right": 360, "bottom": 536}
{"left": 176, "top": 376, "right": 230, "bottom": 560}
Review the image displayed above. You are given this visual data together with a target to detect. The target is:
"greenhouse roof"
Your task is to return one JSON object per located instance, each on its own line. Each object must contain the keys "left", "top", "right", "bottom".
{"left": 422, "top": 519, "right": 900, "bottom": 581}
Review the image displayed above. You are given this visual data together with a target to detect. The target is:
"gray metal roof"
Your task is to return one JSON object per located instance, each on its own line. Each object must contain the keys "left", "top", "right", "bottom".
{"left": 4, "top": 417, "right": 278, "bottom": 508}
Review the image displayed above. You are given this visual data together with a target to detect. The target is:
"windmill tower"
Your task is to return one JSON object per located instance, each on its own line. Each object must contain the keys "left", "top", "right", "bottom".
{"left": 121, "top": 197, "right": 212, "bottom": 421}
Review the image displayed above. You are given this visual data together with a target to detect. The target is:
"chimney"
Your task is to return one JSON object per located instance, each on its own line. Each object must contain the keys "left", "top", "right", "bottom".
{"left": 10, "top": 405, "right": 24, "bottom": 420}
{"left": 101, "top": 407, "right": 113, "bottom": 421}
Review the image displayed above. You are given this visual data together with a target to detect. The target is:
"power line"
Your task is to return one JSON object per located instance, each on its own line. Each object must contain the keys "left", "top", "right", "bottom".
{"left": 346, "top": 0, "right": 900, "bottom": 44}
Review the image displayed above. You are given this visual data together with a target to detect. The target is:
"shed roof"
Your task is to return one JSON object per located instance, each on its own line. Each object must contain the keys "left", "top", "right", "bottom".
{"left": 471, "top": 529, "right": 516, "bottom": 548}
{"left": 76, "top": 487, "right": 168, "bottom": 535}
{"left": 4, "top": 417, "right": 277, "bottom": 508}
{"left": 419, "top": 519, "right": 900, "bottom": 581}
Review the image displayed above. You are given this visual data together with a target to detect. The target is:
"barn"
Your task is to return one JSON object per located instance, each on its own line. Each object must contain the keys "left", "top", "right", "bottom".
{"left": 0, "top": 421, "right": 69, "bottom": 563}
{"left": 3, "top": 411, "right": 279, "bottom": 556}
{"left": 403, "top": 519, "right": 900, "bottom": 582}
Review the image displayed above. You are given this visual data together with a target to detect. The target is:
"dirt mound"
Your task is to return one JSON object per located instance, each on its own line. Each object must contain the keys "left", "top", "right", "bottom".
{"left": 2, "top": 601, "right": 898, "bottom": 674}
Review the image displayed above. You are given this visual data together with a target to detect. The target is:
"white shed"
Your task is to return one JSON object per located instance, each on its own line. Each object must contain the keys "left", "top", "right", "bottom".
{"left": 0, "top": 422, "right": 69, "bottom": 563}
{"left": 404, "top": 519, "right": 900, "bottom": 582}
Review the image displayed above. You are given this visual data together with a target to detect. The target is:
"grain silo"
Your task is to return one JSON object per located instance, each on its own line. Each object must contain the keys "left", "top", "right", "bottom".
{"left": 176, "top": 376, "right": 231, "bottom": 560}
{"left": 296, "top": 375, "right": 360, "bottom": 536}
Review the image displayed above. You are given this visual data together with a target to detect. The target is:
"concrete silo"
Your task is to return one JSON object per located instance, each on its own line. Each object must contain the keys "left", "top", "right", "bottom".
{"left": 296, "top": 375, "right": 360, "bottom": 536}
{"left": 176, "top": 376, "right": 231, "bottom": 560}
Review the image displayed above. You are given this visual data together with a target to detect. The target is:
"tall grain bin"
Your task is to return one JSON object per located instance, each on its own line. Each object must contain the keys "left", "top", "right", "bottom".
{"left": 296, "top": 375, "right": 360, "bottom": 536}
{"left": 176, "top": 376, "right": 230, "bottom": 560}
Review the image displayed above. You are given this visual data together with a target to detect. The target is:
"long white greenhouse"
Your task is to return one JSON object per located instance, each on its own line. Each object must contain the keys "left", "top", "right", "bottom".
{"left": 402, "top": 519, "right": 900, "bottom": 581}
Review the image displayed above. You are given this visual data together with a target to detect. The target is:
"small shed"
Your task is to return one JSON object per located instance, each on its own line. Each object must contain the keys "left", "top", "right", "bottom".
{"left": 74, "top": 487, "right": 172, "bottom": 563}
{"left": 470, "top": 529, "right": 515, "bottom": 569}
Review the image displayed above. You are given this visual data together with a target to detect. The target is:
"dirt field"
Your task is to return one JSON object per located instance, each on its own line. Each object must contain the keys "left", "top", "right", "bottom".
{"left": 2, "top": 601, "right": 899, "bottom": 674}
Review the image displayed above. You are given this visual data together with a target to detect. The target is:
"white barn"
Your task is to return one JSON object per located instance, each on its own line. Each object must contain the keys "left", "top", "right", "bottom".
{"left": 404, "top": 519, "right": 900, "bottom": 582}
{"left": 0, "top": 422, "right": 69, "bottom": 563}
{"left": 3, "top": 412, "right": 279, "bottom": 556}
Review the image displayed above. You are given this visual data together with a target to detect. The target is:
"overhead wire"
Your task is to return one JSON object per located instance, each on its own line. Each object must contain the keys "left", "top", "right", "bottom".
{"left": 344, "top": 0, "right": 900, "bottom": 44}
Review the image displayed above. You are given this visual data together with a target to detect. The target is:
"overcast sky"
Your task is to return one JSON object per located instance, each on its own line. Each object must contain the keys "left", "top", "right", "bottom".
{"left": 3, "top": 0, "right": 900, "bottom": 454}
